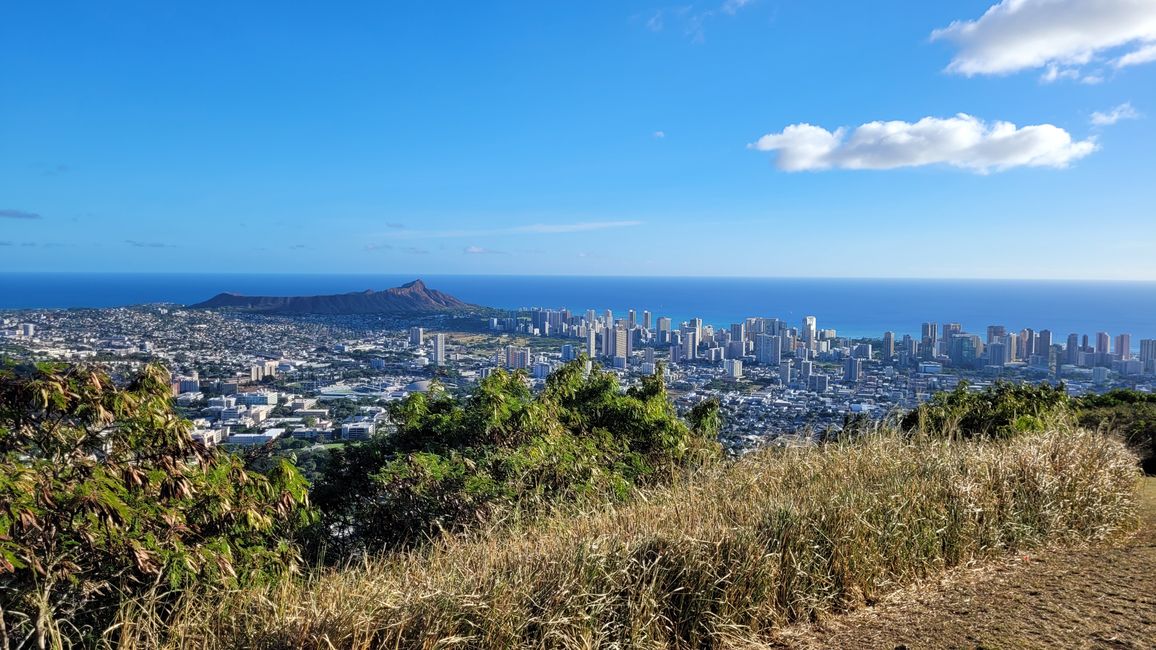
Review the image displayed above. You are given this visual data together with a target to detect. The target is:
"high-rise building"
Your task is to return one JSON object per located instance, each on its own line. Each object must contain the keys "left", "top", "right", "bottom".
{"left": 585, "top": 329, "right": 597, "bottom": 358}
{"left": 614, "top": 326, "right": 631, "bottom": 359}
{"left": 627, "top": 310, "right": 637, "bottom": 330}
{"left": 1096, "top": 332, "right": 1111, "bottom": 355}
{"left": 1115, "top": 333, "right": 1132, "bottom": 360}
{"left": 409, "top": 327, "right": 424, "bottom": 346}
{"left": 642, "top": 310, "right": 652, "bottom": 331}
{"left": 505, "top": 345, "right": 531, "bottom": 370}
{"left": 756, "top": 334, "right": 782, "bottom": 365}
{"left": 843, "top": 357, "right": 862, "bottom": 383}
{"left": 1020, "top": 328, "right": 1035, "bottom": 360}
{"left": 724, "top": 358, "right": 743, "bottom": 379}
{"left": 920, "top": 322, "right": 939, "bottom": 359}
{"left": 1067, "top": 333, "right": 1080, "bottom": 365}
{"left": 682, "top": 329, "right": 699, "bottom": 360}
{"left": 730, "top": 323, "right": 746, "bottom": 344}
{"left": 802, "top": 316, "right": 817, "bottom": 346}
{"left": 949, "top": 333, "right": 981, "bottom": 368}
{"left": 657, "top": 317, "right": 672, "bottom": 344}
{"left": 431, "top": 333, "right": 447, "bottom": 366}
{"left": 561, "top": 344, "right": 576, "bottom": 362}
{"left": 688, "top": 318, "right": 703, "bottom": 343}
{"left": 1037, "top": 330, "right": 1053, "bottom": 362}
{"left": 1140, "top": 339, "right": 1156, "bottom": 373}
{"left": 779, "top": 359, "right": 792, "bottom": 385}
{"left": 882, "top": 331, "right": 895, "bottom": 360}
{"left": 986, "top": 325, "right": 1006, "bottom": 344}
{"left": 987, "top": 341, "right": 1007, "bottom": 366}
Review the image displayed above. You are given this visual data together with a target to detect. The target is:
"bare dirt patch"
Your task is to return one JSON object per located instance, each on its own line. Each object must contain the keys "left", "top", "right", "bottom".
{"left": 765, "top": 478, "right": 1156, "bottom": 650}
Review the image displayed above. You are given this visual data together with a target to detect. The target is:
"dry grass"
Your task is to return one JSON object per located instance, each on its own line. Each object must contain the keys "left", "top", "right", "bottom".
{"left": 112, "top": 427, "right": 1141, "bottom": 649}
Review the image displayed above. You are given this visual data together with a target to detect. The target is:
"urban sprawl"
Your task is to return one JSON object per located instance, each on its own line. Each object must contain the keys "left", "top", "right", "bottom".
{"left": 3, "top": 305, "right": 1154, "bottom": 451}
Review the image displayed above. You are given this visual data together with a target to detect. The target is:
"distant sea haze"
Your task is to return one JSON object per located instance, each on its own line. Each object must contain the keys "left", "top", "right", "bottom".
{"left": 2, "top": 273, "right": 1155, "bottom": 343}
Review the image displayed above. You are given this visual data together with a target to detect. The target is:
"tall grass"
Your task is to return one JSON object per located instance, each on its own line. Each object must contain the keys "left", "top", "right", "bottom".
{"left": 113, "top": 427, "right": 1140, "bottom": 649}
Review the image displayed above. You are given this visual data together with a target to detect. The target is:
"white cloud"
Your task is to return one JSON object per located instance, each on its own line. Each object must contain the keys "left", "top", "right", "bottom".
{"left": 1091, "top": 102, "right": 1141, "bottom": 125}
{"left": 933, "top": 0, "right": 1156, "bottom": 77}
{"left": 653, "top": 130, "right": 666, "bottom": 139}
{"left": 749, "top": 114, "right": 1097, "bottom": 173}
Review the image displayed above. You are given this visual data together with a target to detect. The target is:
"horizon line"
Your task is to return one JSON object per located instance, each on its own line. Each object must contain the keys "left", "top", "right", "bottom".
{"left": 2, "top": 271, "right": 1156, "bottom": 284}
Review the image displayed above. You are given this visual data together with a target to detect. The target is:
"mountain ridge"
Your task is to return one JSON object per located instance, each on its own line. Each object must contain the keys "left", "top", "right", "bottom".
{"left": 188, "top": 279, "right": 481, "bottom": 315}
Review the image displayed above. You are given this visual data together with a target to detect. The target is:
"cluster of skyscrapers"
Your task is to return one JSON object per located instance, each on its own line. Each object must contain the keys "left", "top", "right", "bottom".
{"left": 879, "top": 322, "right": 1154, "bottom": 379}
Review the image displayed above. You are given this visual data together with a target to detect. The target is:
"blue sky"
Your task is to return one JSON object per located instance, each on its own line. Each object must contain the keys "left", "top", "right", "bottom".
{"left": 2, "top": 0, "right": 1154, "bottom": 279}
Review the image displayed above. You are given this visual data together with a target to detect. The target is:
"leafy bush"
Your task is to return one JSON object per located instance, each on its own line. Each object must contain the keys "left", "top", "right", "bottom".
{"left": 310, "top": 359, "right": 720, "bottom": 555}
{"left": 0, "top": 363, "right": 314, "bottom": 648}
{"left": 900, "top": 381, "right": 1072, "bottom": 439}
{"left": 1076, "top": 389, "right": 1156, "bottom": 474}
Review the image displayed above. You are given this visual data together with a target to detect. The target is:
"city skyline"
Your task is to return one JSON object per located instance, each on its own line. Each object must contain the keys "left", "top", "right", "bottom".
{"left": 3, "top": 1, "right": 1155, "bottom": 279}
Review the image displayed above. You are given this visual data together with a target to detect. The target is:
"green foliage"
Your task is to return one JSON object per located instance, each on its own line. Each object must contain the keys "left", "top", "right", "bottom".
{"left": 310, "top": 358, "right": 720, "bottom": 555}
{"left": 0, "top": 363, "right": 315, "bottom": 647}
{"left": 900, "top": 381, "right": 1072, "bottom": 439}
{"left": 1076, "top": 389, "right": 1156, "bottom": 474}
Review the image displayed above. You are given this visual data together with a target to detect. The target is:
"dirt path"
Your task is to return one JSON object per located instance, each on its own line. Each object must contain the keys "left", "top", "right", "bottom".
{"left": 765, "top": 478, "right": 1156, "bottom": 650}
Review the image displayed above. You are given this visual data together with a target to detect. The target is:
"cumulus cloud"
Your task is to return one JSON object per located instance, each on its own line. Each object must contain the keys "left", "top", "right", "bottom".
{"left": 1091, "top": 102, "right": 1141, "bottom": 125}
{"left": 749, "top": 114, "right": 1097, "bottom": 173}
{"left": 933, "top": 0, "right": 1156, "bottom": 78}
{"left": 0, "top": 209, "right": 41, "bottom": 220}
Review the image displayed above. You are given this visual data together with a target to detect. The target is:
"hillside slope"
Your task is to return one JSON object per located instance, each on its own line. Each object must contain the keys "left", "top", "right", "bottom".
{"left": 769, "top": 477, "right": 1156, "bottom": 649}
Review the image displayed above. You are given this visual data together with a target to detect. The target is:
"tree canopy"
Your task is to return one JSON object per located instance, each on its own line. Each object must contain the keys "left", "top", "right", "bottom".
{"left": 0, "top": 362, "right": 314, "bottom": 647}
{"left": 310, "top": 359, "right": 721, "bottom": 555}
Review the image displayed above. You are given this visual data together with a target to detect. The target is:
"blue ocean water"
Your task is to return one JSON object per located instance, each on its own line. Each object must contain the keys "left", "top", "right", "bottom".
{"left": 2, "top": 273, "right": 1155, "bottom": 341}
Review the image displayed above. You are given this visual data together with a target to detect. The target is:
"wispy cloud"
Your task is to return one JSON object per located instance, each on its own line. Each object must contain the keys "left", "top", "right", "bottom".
{"left": 365, "top": 243, "right": 430, "bottom": 254}
{"left": 464, "top": 245, "right": 507, "bottom": 255}
{"left": 1091, "top": 102, "right": 1141, "bottom": 126}
{"left": 40, "top": 163, "right": 71, "bottom": 177}
{"left": 653, "top": 130, "right": 666, "bottom": 139}
{"left": 644, "top": 0, "right": 757, "bottom": 42}
{"left": 385, "top": 222, "right": 406, "bottom": 229}
{"left": 0, "top": 209, "right": 41, "bottom": 220}
{"left": 373, "top": 220, "right": 642, "bottom": 240}
{"left": 125, "top": 239, "right": 177, "bottom": 248}
{"left": 750, "top": 114, "right": 1096, "bottom": 173}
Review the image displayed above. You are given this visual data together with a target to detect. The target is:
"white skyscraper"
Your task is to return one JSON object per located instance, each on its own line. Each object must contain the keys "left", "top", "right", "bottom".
{"left": 430, "top": 333, "right": 447, "bottom": 366}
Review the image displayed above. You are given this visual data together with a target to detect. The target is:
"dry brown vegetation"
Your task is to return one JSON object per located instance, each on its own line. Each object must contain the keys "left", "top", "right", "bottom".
{"left": 112, "top": 427, "right": 1140, "bottom": 649}
{"left": 768, "top": 477, "right": 1156, "bottom": 649}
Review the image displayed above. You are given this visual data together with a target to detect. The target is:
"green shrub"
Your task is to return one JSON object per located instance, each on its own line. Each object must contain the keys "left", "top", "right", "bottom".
{"left": 0, "top": 363, "right": 314, "bottom": 648}
{"left": 1076, "top": 389, "right": 1156, "bottom": 474}
{"left": 901, "top": 381, "right": 1072, "bottom": 439}
{"left": 309, "top": 359, "right": 720, "bottom": 555}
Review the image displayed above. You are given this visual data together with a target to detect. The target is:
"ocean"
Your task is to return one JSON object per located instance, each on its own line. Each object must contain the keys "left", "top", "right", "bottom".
{"left": 2, "top": 273, "right": 1155, "bottom": 342}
